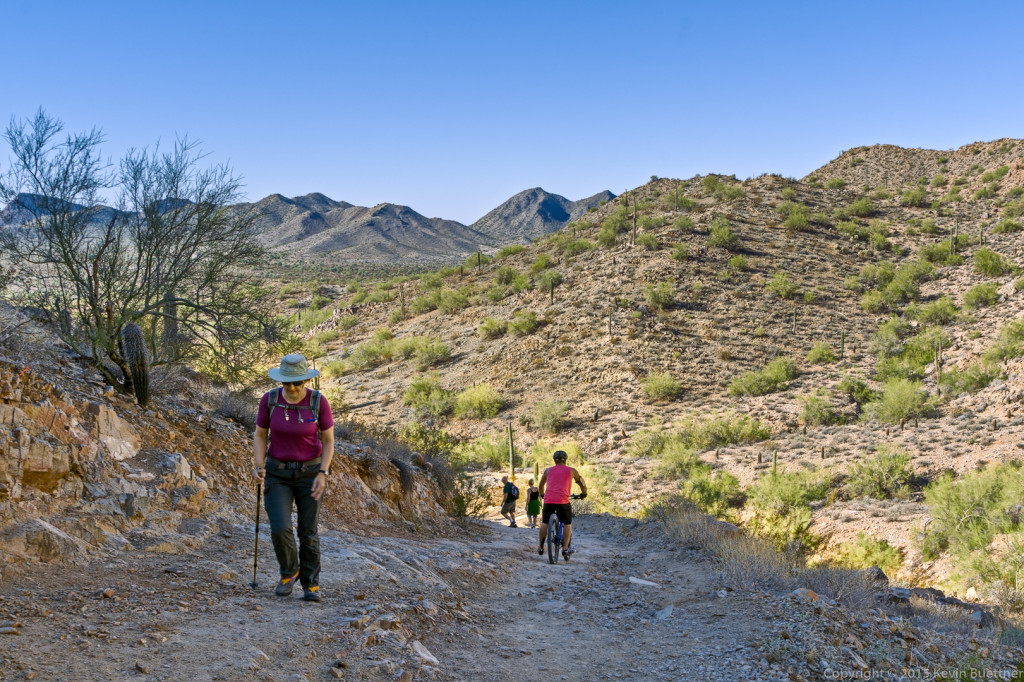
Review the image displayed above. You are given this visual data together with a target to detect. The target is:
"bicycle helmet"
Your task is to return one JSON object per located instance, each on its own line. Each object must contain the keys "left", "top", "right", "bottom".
{"left": 552, "top": 450, "right": 568, "bottom": 463}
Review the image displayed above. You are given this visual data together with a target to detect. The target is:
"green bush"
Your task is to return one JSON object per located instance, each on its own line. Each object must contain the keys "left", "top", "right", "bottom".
{"left": 863, "top": 379, "right": 933, "bottom": 424}
{"left": 508, "top": 310, "right": 539, "bottom": 337}
{"left": 974, "top": 186, "right": 996, "bottom": 200}
{"left": 918, "top": 240, "right": 964, "bottom": 266}
{"left": 629, "top": 412, "right": 770, "bottom": 459}
{"left": 535, "top": 269, "right": 563, "bottom": 292}
{"left": 495, "top": 244, "right": 525, "bottom": 259}
{"left": 728, "top": 356, "right": 798, "bottom": 396}
{"left": 464, "top": 252, "right": 492, "bottom": 268}
{"left": 825, "top": 178, "right": 847, "bottom": 189}
{"left": 900, "top": 187, "right": 929, "bottom": 207}
{"left": 846, "top": 444, "right": 913, "bottom": 500}
{"left": 525, "top": 440, "right": 586, "bottom": 471}
{"left": 478, "top": 316, "right": 507, "bottom": 339}
{"left": 673, "top": 216, "right": 695, "bottom": 232}
{"left": 847, "top": 198, "right": 875, "bottom": 217}
{"left": 410, "top": 291, "right": 441, "bottom": 314}
{"left": 597, "top": 225, "right": 617, "bottom": 247}
{"left": 908, "top": 296, "right": 958, "bottom": 325}
{"left": 963, "top": 282, "right": 999, "bottom": 310}
{"left": 981, "top": 165, "right": 1010, "bottom": 182}
{"left": 638, "top": 215, "right": 665, "bottom": 231}
{"left": 973, "top": 247, "right": 1015, "bottom": 276}
{"left": 453, "top": 383, "right": 503, "bottom": 419}
{"left": 531, "top": 399, "right": 568, "bottom": 433}
{"left": 799, "top": 392, "right": 842, "bottom": 426}
{"left": 420, "top": 272, "right": 445, "bottom": 290}
{"left": 438, "top": 288, "right": 470, "bottom": 313}
{"left": 642, "top": 372, "right": 682, "bottom": 401}
{"left": 562, "top": 239, "right": 596, "bottom": 257}
{"left": 836, "top": 375, "right": 878, "bottom": 409}
{"left": 766, "top": 271, "right": 797, "bottom": 299}
{"left": 530, "top": 253, "right": 554, "bottom": 274}
{"left": 858, "top": 261, "right": 896, "bottom": 289}
{"left": 321, "top": 359, "right": 346, "bottom": 379}
{"left": 413, "top": 338, "right": 451, "bottom": 370}
{"left": 337, "top": 314, "right": 359, "bottom": 330}
{"left": 985, "top": 319, "right": 1024, "bottom": 363}
{"left": 708, "top": 216, "right": 739, "bottom": 251}
{"left": 310, "top": 293, "right": 331, "bottom": 310}
{"left": 681, "top": 468, "right": 743, "bottom": 519}
{"left": 495, "top": 265, "right": 518, "bottom": 285}
{"left": 651, "top": 441, "right": 702, "bottom": 480}
{"left": 806, "top": 341, "right": 837, "bottom": 364}
{"left": 834, "top": 533, "right": 903, "bottom": 574}
{"left": 781, "top": 187, "right": 797, "bottom": 200}
{"left": 644, "top": 281, "right": 675, "bottom": 310}
{"left": 454, "top": 432, "right": 519, "bottom": 470}
{"left": 939, "top": 362, "right": 998, "bottom": 396}
{"left": 402, "top": 374, "right": 454, "bottom": 418}
{"left": 746, "top": 468, "right": 831, "bottom": 551}
{"left": 635, "top": 232, "right": 659, "bottom": 250}
{"left": 930, "top": 174, "right": 947, "bottom": 188}
{"left": 671, "top": 243, "right": 690, "bottom": 261}
{"left": 727, "top": 255, "right": 749, "bottom": 271}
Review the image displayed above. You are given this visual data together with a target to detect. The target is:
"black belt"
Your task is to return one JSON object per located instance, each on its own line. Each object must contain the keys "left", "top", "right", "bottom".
{"left": 267, "top": 456, "right": 322, "bottom": 471}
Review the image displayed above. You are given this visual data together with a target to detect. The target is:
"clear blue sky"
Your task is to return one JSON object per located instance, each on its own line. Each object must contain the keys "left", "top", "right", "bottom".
{"left": 3, "top": 1, "right": 1023, "bottom": 224}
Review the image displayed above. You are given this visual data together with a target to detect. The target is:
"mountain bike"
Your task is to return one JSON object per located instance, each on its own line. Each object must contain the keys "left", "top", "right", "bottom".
{"left": 546, "top": 494, "right": 583, "bottom": 565}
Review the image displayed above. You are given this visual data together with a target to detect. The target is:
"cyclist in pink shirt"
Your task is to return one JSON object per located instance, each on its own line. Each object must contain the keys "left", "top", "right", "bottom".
{"left": 537, "top": 450, "right": 587, "bottom": 559}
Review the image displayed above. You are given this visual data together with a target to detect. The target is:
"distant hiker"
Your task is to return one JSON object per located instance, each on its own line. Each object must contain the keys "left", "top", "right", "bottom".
{"left": 538, "top": 450, "right": 587, "bottom": 558}
{"left": 253, "top": 353, "right": 334, "bottom": 602}
{"left": 500, "top": 475, "right": 518, "bottom": 527}
{"left": 525, "top": 478, "right": 541, "bottom": 528}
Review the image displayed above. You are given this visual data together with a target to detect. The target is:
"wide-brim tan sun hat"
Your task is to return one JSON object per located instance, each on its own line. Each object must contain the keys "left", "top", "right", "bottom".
{"left": 268, "top": 353, "right": 320, "bottom": 383}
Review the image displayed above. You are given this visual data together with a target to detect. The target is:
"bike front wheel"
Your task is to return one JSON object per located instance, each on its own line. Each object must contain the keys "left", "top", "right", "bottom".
{"left": 547, "top": 514, "right": 560, "bottom": 564}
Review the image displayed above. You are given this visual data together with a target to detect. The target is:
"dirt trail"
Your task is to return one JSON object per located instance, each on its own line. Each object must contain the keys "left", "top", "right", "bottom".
{"left": 427, "top": 513, "right": 780, "bottom": 682}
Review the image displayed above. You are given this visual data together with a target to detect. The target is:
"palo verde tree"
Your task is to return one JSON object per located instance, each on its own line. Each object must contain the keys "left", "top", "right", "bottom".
{"left": 0, "top": 109, "right": 284, "bottom": 403}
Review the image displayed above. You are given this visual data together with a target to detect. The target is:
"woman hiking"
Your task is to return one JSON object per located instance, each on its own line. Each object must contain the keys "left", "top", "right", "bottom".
{"left": 253, "top": 353, "right": 334, "bottom": 602}
{"left": 525, "top": 478, "right": 541, "bottom": 528}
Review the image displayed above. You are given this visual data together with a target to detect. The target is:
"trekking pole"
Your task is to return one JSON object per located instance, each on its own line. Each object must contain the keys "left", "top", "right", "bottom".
{"left": 250, "top": 483, "right": 261, "bottom": 589}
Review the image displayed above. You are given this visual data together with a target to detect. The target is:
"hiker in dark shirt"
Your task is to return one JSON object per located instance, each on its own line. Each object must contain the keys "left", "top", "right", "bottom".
{"left": 500, "top": 475, "right": 518, "bottom": 528}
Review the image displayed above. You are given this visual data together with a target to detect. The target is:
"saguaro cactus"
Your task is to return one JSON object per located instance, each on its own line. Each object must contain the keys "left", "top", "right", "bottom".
{"left": 120, "top": 322, "right": 149, "bottom": 407}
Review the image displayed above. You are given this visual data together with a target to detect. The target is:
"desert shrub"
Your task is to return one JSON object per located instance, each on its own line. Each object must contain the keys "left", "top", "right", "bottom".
{"left": 728, "top": 356, "right": 798, "bottom": 396}
{"left": 671, "top": 243, "right": 690, "bottom": 261}
{"left": 681, "top": 469, "right": 743, "bottom": 519}
{"left": 836, "top": 375, "right": 878, "bottom": 409}
{"left": 597, "top": 225, "right": 617, "bottom": 247}
{"left": 644, "top": 281, "right": 675, "bottom": 310}
{"left": 863, "top": 378, "right": 933, "bottom": 424}
{"left": 985, "top": 319, "right": 1024, "bottom": 363}
{"left": 981, "top": 165, "right": 1010, "bottom": 182}
{"left": 930, "top": 174, "right": 947, "bottom": 188}
{"left": 576, "top": 464, "right": 624, "bottom": 514}
{"left": 642, "top": 372, "right": 682, "bottom": 401}
{"left": 412, "top": 338, "right": 450, "bottom": 370}
{"left": 825, "top": 178, "right": 846, "bottom": 189}
{"left": 781, "top": 187, "right": 797, "bottom": 200}
{"left": 973, "top": 247, "right": 1015, "bottom": 276}
{"left": 478, "top": 316, "right": 507, "bottom": 339}
{"left": 974, "top": 186, "right": 996, "bottom": 200}
{"left": 454, "top": 432, "right": 519, "bottom": 470}
{"left": 800, "top": 392, "right": 842, "bottom": 426}
{"left": 919, "top": 218, "right": 941, "bottom": 234}
{"left": 766, "top": 271, "right": 797, "bottom": 299}
{"left": 833, "top": 533, "right": 903, "bottom": 574}
{"left": 635, "top": 232, "right": 659, "bottom": 250}
{"left": 847, "top": 197, "right": 875, "bottom": 217}
{"left": 508, "top": 310, "right": 539, "bottom": 337}
{"left": 312, "top": 328, "right": 340, "bottom": 346}
{"left": 783, "top": 210, "right": 810, "bottom": 231}
{"left": 939, "top": 362, "right": 998, "bottom": 396}
{"left": 673, "top": 216, "right": 696, "bottom": 232}
{"left": 746, "top": 468, "right": 831, "bottom": 551}
{"left": 530, "top": 253, "right": 554, "bottom": 274}
{"left": 918, "top": 240, "right": 964, "bottom": 266}
{"left": 562, "top": 239, "right": 595, "bottom": 257}
{"left": 858, "top": 261, "right": 896, "bottom": 289}
{"left": 464, "top": 252, "right": 492, "bottom": 268}
{"left": 495, "top": 244, "right": 525, "bottom": 260}
{"left": 920, "top": 461, "right": 1024, "bottom": 561}
{"left": 963, "top": 282, "right": 1000, "bottom": 310}
{"left": 453, "top": 383, "right": 503, "bottom": 419}
{"left": 629, "top": 412, "right": 769, "bottom": 458}
{"left": 652, "top": 441, "right": 703, "bottom": 481}
{"left": 310, "top": 293, "right": 331, "bottom": 310}
{"left": 727, "top": 255, "right": 749, "bottom": 271}
{"left": 337, "top": 314, "right": 359, "bottom": 330}
{"left": 716, "top": 184, "right": 745, "bottom": 201}
{"left": 806, "top": 341, "right": 837, "bottom": 364}
{"left": 846, "top": 444, "right": 913, "bottom": 500}
{"left": 638, "top": 215, "right": 665, "bottom": 232}
{"left": 708, "top": 216, "right": 739, "bottom": 251}
{"left": 438, "top": 288, "right": 470, "bottom": 313}
{"left": 900, "top": 187, "right": 929, "bottom": 207}
{"left": 530, "top": 399, "right": 568, "bottom": 433}
{"left": 321, "top": 359, "right": 347, "bottom": 379}
{"left": 535, "top": 269, "right": 563, "bottom": 293}
{"left": 908, "top": 296, "right": 958, "bottom": 325}
{"left": 410, "top": 291, "right": 441, "bottom": 314}
{"left": 419, "top": 272, "right": 445, "bottom": 290}
{"left": 450, "top": 474, "right": 491, "bottom": 518}
{"left": 495, "top": 265, "right": 518, "bottom": 285}
{"left": 1003, "top": 200, "right": 1024, "bottom": 219}
{"left": 402, "top": 374, "right": 454, "bottom": 419}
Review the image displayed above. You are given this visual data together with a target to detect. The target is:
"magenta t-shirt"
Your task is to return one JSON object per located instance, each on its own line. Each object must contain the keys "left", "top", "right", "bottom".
{"left": 256, "top": 388, "right": 334, "bottom": 462}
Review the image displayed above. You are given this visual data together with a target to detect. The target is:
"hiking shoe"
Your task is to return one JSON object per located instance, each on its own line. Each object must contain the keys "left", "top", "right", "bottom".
{"left": 510, "top": 521, "right": 517, "bottom": 528}
{"left": 538, "top": 543, "right": 544, "bottom": 556}
{"left": 275, "top": 571, "right": 300, "bottom": 596}
{"left": 302, "top": 586, "right": 321, "bottom": 602}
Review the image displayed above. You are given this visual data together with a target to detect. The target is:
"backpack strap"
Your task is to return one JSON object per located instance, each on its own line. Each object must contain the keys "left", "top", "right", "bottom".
{"left": 310, "top": 390, "right": 321, "bottom": 425}
{"left": 267, "top": 387, "right": 281, "bottom": 422}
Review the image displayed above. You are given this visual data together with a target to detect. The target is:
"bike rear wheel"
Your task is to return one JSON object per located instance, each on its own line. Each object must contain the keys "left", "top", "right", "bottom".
{"left": 547, "top": 514, "right": 560, "bottom": 564}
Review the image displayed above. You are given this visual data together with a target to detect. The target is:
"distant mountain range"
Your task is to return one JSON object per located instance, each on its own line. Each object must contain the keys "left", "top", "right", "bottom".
{"left": 3, "top": 187, "right": 614, "bottom": 265}
{"left": 238, "top": 187, "right": 615, "bottom": 265}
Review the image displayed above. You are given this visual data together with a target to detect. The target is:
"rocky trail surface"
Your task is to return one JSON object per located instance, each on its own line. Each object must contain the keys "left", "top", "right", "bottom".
{"left": 4, "top": 507, "right": 1021, "bottom": 681}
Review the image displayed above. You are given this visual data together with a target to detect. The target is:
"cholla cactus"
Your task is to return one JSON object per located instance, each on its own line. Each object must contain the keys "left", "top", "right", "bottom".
{"left": 119, "top": 322, "right": 149, "bottom": 407}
